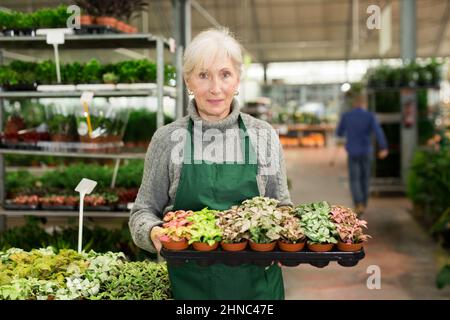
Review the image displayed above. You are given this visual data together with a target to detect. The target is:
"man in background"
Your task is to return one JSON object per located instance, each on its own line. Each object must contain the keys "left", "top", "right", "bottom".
{"left": 335, "top": 92, "right": 389, "bottom": 216}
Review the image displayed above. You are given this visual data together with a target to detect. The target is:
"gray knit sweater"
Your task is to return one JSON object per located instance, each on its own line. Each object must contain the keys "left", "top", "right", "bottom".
{"left": 129, "top": 98, "right": 292, "bottom": 253}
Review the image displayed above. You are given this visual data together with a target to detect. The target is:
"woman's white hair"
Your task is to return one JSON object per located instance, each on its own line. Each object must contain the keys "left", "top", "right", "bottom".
{"left": 183, "top": 28, "right": 243, "bottom": 80}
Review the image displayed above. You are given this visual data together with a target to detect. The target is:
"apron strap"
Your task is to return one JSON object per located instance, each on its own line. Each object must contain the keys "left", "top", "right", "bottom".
{"left": 184, "top": 114, "right": 256, "bottom": 165}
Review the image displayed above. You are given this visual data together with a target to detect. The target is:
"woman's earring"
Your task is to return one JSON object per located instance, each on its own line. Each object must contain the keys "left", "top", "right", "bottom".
{"left": 187, "top": 89, "right": 194, "bottom": 95}
{"left": 234, "top": 91, "right": 239, "bottom": 96}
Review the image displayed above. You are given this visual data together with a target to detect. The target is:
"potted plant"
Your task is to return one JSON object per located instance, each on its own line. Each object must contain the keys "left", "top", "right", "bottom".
{"left": 296, "top": 201, "right": 338, "bottom": 252}
{"left": 103, "top": 72, "right": 118, "bottom": 84}
{"left": 159, "top": 210, "right": 194, "bottom": 251}
{"left": 330, "top": 205, "right": 371, "bottom": 252}
{"left": 187, "top": 208, "right": 222, "bottom": 251}
{"left": 215, "top": 206, "right": 250, "bottom": 251}
{"left": 239, "top": 197, "right": 282, "bottom": 252}
{"left": 277, "top": 206, "right": 306, "bottom": 252}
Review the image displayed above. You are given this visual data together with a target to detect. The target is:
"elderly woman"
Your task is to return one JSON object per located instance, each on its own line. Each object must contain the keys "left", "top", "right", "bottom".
{"left": 129, "top": 28, "right": 292, "bottom": 300}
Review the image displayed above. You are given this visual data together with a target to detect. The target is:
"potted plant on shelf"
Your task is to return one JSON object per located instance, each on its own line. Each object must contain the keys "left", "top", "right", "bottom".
{"left": 239, "top": 197, "right": 282, "bottom": 252}
{"left": 215, "top": 206, "right": 250, "bottom": 251}
{"left": 277, "top": 206, "right": 306, "bottom": 252}
{"left": 102, "top": 72, "right": 118, "bottom": 84}
{"left": 159, "top": 210, "right": 194, "bottom": 251}
{"left": 187, "top": 208, "right": 222, "bottom": 251}
{"left": 296, "top": 201, "right": 338, "bottom": 252}
{"left": 330, "top": 205, "right": 371, "bottom": 252}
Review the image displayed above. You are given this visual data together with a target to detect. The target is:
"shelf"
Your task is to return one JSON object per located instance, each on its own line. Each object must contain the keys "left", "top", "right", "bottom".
{"left": 0, "top": 208, "right": 129, "bottom": 218}
{"left": 0, "top": 87, "right": 177, "bottom": 98}
{"left": 375, "top": 113, "right": 402, "bottom": 124}
{"left": 367, "top": 86, "right": 440, "bottom": 92}
{"left": 0, "top": 148, "right": 145, "bottom": 159}
{"left": 0, "top": 33, "right": 171, "bottom": 50}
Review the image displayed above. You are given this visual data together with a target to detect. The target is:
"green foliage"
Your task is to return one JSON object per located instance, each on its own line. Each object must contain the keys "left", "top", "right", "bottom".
{"left": 0, "top": 59, "right": 176, "bottom": 86}
{"left": 296, "top": 201, "right": 338, "bottom": 244}
{"left": 35, "top": 60, "right": 57, "bottom": 85}
{"left": 40, "top": 163, "right": 112, "bottom": 190}
{"left": 365, "top": 60, "right": 443, "bottom": 88}
{"left": 407, "top": 148, "right": 450, "bottom": 226}
{"left": 187, "top": 208, "right": 222, "bottom": 245}
{"left": 81, "top": 59, "right": 102, "bottom": 84}
{"left": 436, "top": 265, "right": 450, "bottom": 289}
{"left": 123, "top": 108, "right": 173, "bottom": 142}
{"left": 90, "top": 261, "right": 172, "bottom": 300}
{"left": 0, "top": 5, "right": 70, "bottom": 29}
{"left": 5, "top": 171, "right": 36, "bottom": 195}
{"left": 0, "top": 246, "right": 169, "bottom": 300}
{"left": 116, "top": 160, "right": 144, "bottom": 189}
{"left": 0, "top": 218, "right": 152, "bottom": 262}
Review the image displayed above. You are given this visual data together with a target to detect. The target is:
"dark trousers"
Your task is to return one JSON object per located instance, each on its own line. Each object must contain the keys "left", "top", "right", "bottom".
{"left": 348, "top": 154, "right": 371, "bottom": 206}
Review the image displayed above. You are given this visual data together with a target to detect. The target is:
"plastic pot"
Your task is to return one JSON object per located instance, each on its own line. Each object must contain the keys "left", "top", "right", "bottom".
{"left": 161, "top": 239, "right": 189, "bottom": 251}
{"left": 277, "top": 240, "right": 305, "bottom": 252}
{"left": 249, "top": 241, "right": 276, "bottom": 252}
{"left": 192, "top": 241, "right": 218, "bottom": 251}
{"left": 336, "top": 241, "right": 363, "bottom": 252}
{"left": 220, "top": 240, "right": 248, "bottom": 252}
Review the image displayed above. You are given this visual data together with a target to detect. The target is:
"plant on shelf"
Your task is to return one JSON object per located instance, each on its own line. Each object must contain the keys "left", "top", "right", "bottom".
{"left": 187, "top": 208, "right": 222, "bottom": 250}
{"left": 330, "top": 205, "right": 370, "bottom": 252}
{"left": 81, "top": 59, "right": 102, "bottom": 84}
{"left": 277, "top": 206, "right": 306, "bottom": 251}
{"left": 102, "top": 72, "right": 118, "bottom": 84}
{"left": 239, "top": 197, "right": 282, "bottom": 251}
{"left": 48, "top": 114, "right": 78, "bottom": 142}
{"left": 296, "top": 201, "right": 338, "bottom": 252}
{"left": 61, "top": 62, "right": 83, "bottom": 84}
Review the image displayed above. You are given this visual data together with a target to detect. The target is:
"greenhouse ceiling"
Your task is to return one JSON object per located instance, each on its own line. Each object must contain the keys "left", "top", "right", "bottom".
{"left": 1, "top": 0, "right": 450, "bottom": 63}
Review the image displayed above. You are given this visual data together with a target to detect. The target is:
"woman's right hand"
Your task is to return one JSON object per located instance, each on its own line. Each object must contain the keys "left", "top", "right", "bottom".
{"left": 150, "top": 226, "right": 163, "bottom": 254}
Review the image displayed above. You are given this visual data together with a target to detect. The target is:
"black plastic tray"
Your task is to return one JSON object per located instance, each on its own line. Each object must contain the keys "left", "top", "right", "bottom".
{"left": 161, "top": 248, "right": 365, "bottom": 268}
{"left": 41, "top": 205, "right": 77, "bottom": 211}
{"left": 3, "top": 202, "right": 38, "bottom": 210}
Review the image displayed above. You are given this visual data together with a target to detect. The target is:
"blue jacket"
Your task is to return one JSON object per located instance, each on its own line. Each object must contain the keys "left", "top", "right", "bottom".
{"left": 336, "top": 107, "right": 388, "bottom": 156}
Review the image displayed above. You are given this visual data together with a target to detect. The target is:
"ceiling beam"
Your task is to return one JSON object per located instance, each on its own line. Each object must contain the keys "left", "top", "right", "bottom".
{"left": 191, "top": 0, "right": 222, "bottom": 29}
{"left": 344, "top": 0, "right": 353, "bottom": 60}
{"left": 433, "top": 0, "right": 450, "bottom": 56}
{"left": 250, "top": 0, "right": 265, "bottom": 63}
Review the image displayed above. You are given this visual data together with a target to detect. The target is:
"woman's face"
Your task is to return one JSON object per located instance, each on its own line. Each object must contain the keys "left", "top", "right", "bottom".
{"left": 186, "top": 56, "right": 240, "bottom": 121}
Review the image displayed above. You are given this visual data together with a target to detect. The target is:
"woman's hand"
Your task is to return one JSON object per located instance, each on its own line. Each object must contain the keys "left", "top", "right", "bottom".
{"left": 150, "top": 226, "right": 163, "bottom": 254}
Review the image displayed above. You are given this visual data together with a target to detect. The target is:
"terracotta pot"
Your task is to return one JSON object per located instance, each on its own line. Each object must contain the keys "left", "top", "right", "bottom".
{"left": 337, "top": 241, "right": 363, "bottom": 252}
{"left": 115, "top": 21, "right": 128, "bottom": 33}
{"left": 192, "top": 241, "right": 218, "bottom": 251}
{"left": 96, "top": 16, "right": 118, "bottom": 28}
{"left": 80, "top": 15, "right": 94, "bottom": 25}
{"left": 51, "top": 134, "right": 75, "bottom": 142}
{"left": 249, "top": 241, "right": 276, "bottom": 252}
{"left": 307, "top": 242, "right": 334, "bottom": 252}
{"left": 220, "top": 240, "right": 248, "bottom": 252}
{"left": 161, "top": 239, "right": 189, "bottom": 251}
{"left": 277, "top": 240, "right": 305, "bottom": 252}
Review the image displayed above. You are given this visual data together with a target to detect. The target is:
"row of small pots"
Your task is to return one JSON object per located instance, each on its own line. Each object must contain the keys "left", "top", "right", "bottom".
{"left": 161, "top": 239, "right": 364, "bottom": 252}
{"left": 80, "top": 15, "right": 138, "bottom": 33}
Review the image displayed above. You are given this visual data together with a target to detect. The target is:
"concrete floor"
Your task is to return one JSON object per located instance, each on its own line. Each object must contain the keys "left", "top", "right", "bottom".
{"left": 282, "top": 146, "right": 450, "bottom": 299}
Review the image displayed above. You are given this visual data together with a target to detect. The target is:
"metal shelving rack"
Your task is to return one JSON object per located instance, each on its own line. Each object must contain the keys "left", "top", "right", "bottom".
{"left": 0, "top": 33, "right": 181, "bottom": 230}
{"left": 367, "top": 86, "right": 440, "bottom": 194}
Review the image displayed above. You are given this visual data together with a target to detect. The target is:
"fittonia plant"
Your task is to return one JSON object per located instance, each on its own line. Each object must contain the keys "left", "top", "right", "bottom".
{"left": 330, "top": 205, "right": 371, "bottom": 244}
{"left": 296, "top": 201, "right": 338, "bottom": 244}
{"left": 187, "top": 208, "right": 222, "bottom": 246}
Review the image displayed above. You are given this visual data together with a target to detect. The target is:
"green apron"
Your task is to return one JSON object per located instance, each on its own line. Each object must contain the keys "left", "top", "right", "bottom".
{"left": 167, "top": 115, "right": 284, "bottom": 300}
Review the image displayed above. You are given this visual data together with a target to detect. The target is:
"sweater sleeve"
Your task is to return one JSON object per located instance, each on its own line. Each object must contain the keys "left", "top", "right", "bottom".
{"left": 371, "top": 113, "right": 388, "bottom": 150}
{"left": 263, "top": 127, "right": 293, "bottom": 207}
{"left": 128, "top": 129, "right": 170, "bottom": 253}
